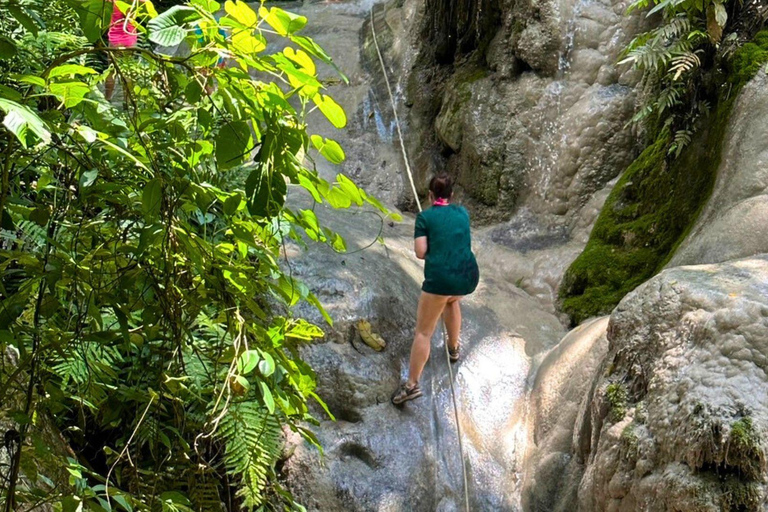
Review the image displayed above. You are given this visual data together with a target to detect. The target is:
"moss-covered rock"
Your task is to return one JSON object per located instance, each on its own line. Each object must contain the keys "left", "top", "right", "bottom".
{"left": 559, "top": 31, "right": 768, "bottom": 325}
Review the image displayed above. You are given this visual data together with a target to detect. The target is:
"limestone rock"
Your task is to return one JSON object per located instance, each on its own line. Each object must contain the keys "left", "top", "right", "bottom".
{"left": 577, "top": 257, "right": 768, "bottom": 511}
{"left": 522, "top": 316, "right": 610, "bottom": 511}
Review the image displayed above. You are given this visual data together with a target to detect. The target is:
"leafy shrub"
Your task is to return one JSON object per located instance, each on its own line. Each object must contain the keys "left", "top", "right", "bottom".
{"left": 0, "top": 0, "right": 396, "bottom": 509}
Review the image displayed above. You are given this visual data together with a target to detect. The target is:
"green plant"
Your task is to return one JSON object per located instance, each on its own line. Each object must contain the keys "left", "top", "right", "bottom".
{"left": 621, "top": 0, "right": 735, "bottom": 150}
{"left": 606, "top": 383, "right": 628, "bottom": 422}
{"left": 0, "top": 0, "right": 397, "bottom": 509}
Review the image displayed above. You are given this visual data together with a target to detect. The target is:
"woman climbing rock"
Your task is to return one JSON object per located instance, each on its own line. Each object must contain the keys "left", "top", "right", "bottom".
{"left": 392, "top": 174, "right": 480, "bottom": 405}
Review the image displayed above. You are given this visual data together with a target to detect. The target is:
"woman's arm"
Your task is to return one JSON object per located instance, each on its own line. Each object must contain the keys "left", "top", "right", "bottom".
{"left": 414, "top": 236, "right": 427, "bottom": 260}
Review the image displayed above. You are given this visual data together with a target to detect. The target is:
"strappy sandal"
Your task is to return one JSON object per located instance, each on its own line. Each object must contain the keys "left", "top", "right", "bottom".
{"left": 391, "top": 382, "right": 422, "bottom": 405}
{"left": 448, "top": 344, "right": 460, "bottom": 363}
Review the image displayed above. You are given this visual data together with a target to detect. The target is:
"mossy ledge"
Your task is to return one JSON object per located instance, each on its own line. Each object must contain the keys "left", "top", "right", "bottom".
{"left": 559, "top": 32, "right": 768, "bottom": 325}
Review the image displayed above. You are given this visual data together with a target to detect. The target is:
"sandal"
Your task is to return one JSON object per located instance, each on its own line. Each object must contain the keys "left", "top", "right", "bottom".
{"left": 448, "top": 344, "right": 460, "bottom": 363}
{"left": 391, "top": 382, "right": 422, "bottom": 405}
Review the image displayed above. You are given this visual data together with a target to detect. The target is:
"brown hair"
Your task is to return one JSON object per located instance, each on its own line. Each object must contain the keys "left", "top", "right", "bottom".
{"left": 428, "top": 173, "right": 453, "bottom": 200}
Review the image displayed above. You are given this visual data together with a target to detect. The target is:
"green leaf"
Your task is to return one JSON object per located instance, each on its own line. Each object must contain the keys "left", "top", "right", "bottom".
{"left": 142, "top": 179, "right": 162, "bottom": 219}
{"left": 66, "top": 0, "right": 112, "bottom": 43}
{"left": 258, "top": 6, "right": 307, "bottom": 36}
{"left": 215, "top": 121, "right": 252, "bottom": 170}
{"left": 225, "top": 0, "right": 257, "bottom": 26}
{"left": 223, "top": 193, "right": 241, "bottom": 215}
{"left": 298, "top": 173, "right": 322, "bottom": 202}
{"left": 237, "top": 350, "right": 260, "bottom": 374}
{"left": 16, "top": 75, "right": 45, "bottom": 87}
{"left": 259, "top": 381, "right": 275, "bottom": 413}
{"left": 245, "top": 164, "right": 286, "bottom": 217}
{"left": 310, "top": 135, "right": 345, "bottom": 164}
{"left": 0, "top": 84, "right": 21, "bottom": 101}
{"left": 49, "top": 64, "right": 97, "bottom": 79}
{"left": 231, "top": 30, "right": 267, "bottom": 55}
{"left": 190, "top": 0, "right": 220, "bottom": 12}
{"left": 0, "top": 37, "right": 17, "bottom": 60}
{"left": 112, "top": 494, "right": 133, "bottom": 512}
{"left": 185, "top": 80, "right": 202, "bottom": 104}
{"left": 258, "top": 352, "right": 275, "bottom": 377}
{"left": 49, "top": 81, "right": 91, "bottom": 108}
{"left": 0, "top": 98, "right": 51, "bottom": 148}
{"left": 147, "top": 6, "right": 200, "bottom": 47}
{"left": 8, "top": 5, "right": 39, "bottom": 36}
{"left": 336, "top": 174, "right": 363, "bottom": 205}
{"left": 313, "top": 94, "right": 346, "bottom": 128}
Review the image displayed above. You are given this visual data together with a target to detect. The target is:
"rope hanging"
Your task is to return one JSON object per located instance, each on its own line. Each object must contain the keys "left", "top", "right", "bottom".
{"left": 369, "top": 8, "right": 470, "bottom": 511}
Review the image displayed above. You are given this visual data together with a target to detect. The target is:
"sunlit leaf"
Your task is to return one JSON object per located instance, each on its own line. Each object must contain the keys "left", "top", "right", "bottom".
{"left": 147, "top": 5, "right": 200, "bottom": 46}
{"left": 258, "top": 6, "right": 307, "bottom": 36}
{"left": 313, "top": 93, "right": 346, "bottom": 128}
{"left": 0, "top": 98, "right": 50, "bottom": 147}
{"left": 225, "top": 0, "right": 257, "bottom": 26}
{"left": 49, "top": 64, "right": 97, "bottom": 79}
{"left": 310, "top": 135, "right": 345, "bottom": 164}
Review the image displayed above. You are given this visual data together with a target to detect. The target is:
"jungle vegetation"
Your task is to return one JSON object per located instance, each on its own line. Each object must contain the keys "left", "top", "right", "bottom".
{"left": 0, "top": 0, "right": 395, "bottom": 509}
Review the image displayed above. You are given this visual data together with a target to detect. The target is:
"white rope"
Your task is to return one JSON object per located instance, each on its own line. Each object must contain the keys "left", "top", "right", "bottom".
{"left": 369, "top": 8, "right": 470, "bottom": 511}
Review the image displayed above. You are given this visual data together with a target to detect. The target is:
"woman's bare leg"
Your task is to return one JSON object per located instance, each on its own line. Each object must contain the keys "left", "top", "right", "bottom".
{"left": 407, "top": 292, "right": 449, "bottom": 386}
{"left": 442, "top": 297, "right": 462, "bottom": 350}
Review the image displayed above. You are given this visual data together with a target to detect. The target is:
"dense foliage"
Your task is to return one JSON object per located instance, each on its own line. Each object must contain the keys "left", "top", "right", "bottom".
{"left": 620, "top": 0, "right": 740, "bottom": 154}
{"left": 0, "top": 0, "right": 395, "bottom": 510}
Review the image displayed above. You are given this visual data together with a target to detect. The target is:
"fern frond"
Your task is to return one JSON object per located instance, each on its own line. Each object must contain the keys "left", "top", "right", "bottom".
{"left": 669, "top": 129, "right": 693, "bottom": 156}
{"left": 219, "top": 402, "right": 283, "bottom": 510}
{"left": 669, "top": 50, "right": 702, "bottom": 80}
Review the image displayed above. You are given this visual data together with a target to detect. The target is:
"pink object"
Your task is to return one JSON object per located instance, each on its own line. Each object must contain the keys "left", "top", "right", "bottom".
{"left": 433, "top": 198, "right": 450, "bottom": 206}
{"left": 108, "top": 2, "right": 139, "bottom": 47}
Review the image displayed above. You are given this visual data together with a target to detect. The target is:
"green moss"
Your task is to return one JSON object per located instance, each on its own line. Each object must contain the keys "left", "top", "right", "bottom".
{"left": 620, "top": 423, "right": 639, "bottom": 459}
{"left": 559, "top": 31, "right": 768, "bottom": 325}
{"left": 720, "top": 477, "right": 762, "bottom": 512}
{"left": 730, "top": 31, "right": 768, "bottom": 90}
{"left": 727, "top": 417, "right": 765, "bottom": 481}
{"left": 606, "top": 383, "right": 628, "bottom": 422}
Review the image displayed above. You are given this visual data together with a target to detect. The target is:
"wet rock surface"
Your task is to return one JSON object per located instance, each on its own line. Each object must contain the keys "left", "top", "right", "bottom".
{"left": 407, "top": 0, "right": 647, "bottom": 226}
{"left": 282, "top": 202, "right": 565, "bottom": 511}
{"left": 522, "top": 316, "right": 610, "bottom": 512}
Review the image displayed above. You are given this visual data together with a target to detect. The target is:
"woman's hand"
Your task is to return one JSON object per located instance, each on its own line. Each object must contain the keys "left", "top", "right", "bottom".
{"left": 414, "top": 236, "right": 427, "bottom": 260}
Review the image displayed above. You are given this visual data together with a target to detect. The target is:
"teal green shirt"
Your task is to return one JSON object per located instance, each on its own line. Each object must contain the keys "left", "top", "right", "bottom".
{"left": 414, "top": 204, "right": 479, "bottom": 296}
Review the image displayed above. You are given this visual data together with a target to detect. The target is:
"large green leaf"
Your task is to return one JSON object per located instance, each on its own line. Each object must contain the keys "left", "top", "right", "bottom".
{"left": 245, "top": 164, "right": 286, "bottom": 217}
{"left": 49, "top": 81, "right": 91, "bottom": 108}
{"left": 215, "top": 121, "right": 252, "bottom": 170}
{"left": 258, "top": 6, "right": 307, "bottom": 36}
{"left": 147, "top": 6, "right": 200, "bottom": 47}
{"left": 224, "top": 0, "right": 257, "bottom": 26}
{"left": 66, "top": 0, "right": 112, "bottom": 43}
{"left": 313, "top": 94, "right": 346, "bottom": 128}
{"left": 142, "top": 178, "right": 162, "bottom": 219}
{"left": 0, "top": 98, "right": 50, "bottom": 148}
{"left": 0, "top": 37, "right": 17, "bottom": 60}
{"left": 8, "top": 5, "right": 39, "bottom": 36}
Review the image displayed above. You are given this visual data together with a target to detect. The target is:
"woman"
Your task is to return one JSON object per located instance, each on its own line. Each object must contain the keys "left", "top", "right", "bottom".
{"left": 392, "top": 174, "right": 480, "bottom": 405}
